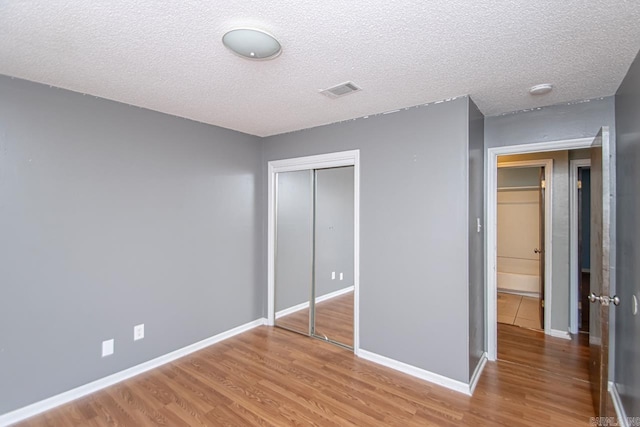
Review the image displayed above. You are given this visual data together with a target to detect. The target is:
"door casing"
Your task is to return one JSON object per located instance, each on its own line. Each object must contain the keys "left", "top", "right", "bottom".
{"left": 496, "top": 159, "right": 552, "bottom": 333}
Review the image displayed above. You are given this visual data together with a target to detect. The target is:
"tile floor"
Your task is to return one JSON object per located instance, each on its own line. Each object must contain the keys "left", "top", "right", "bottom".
{"left": 497, "top": 292, "right": 543, "bottom": 330}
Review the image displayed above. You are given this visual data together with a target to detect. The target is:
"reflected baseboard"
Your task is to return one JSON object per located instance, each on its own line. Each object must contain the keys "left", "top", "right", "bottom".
{"left": 275, "top": 286, "right": 354, "bottom": 319}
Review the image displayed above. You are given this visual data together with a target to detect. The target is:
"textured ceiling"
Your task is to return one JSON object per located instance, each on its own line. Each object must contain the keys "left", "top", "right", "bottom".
{"left": 1, "top": 1, "right": 640, "bottom": 137}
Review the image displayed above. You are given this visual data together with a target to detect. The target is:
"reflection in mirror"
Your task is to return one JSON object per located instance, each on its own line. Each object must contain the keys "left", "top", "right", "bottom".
{"left": 274, "top": 170, "right": 312, "bottom": 335}
{"left": 312, "top": 166, "right": 354, "bottom": 348}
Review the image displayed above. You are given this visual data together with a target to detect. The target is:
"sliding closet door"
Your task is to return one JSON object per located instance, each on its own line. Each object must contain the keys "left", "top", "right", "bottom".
{"left": 312, "top": 166, "right": 355, "bottom": 348}
{"left": 274, "top": 170, "right": 313, "bottom": 335}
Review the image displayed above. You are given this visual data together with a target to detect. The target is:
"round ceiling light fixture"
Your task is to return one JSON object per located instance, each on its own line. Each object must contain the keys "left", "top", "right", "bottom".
{"left": 222, "top": 28, "right": 281, "bottom": 60}
{"left": 529, "top": 83, "right": 553, "bottom": 95}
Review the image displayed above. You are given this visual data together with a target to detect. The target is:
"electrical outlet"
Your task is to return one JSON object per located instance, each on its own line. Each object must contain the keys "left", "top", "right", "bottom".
{"left": 134, "top": 324, "right": 145, "bottom": 341}
{"left": 331, "top": 271, "right": 336, "bottom": 280}
{"left": 339, "top": 272, "right": 344, "bottom": 281}
{"left": 102, "top": 339, "right": 114, "bottom": 357}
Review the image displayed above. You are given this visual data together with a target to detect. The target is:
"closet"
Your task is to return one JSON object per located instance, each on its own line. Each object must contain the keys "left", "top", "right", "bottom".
{"left": 274, "top": 166, "right": 355, "bottom": 349}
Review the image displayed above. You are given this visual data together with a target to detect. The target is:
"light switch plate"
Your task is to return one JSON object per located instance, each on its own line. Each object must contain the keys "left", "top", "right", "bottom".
{"left": 102, "top": 339, "right": 114, "bottom": 357}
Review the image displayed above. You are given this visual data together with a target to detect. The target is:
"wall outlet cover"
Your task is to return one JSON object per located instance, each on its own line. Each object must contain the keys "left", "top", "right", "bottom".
{"left": 134, "top": 324, "right": 145, "bottom": 341}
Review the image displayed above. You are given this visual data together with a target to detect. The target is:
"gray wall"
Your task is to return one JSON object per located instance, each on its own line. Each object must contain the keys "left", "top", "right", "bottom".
{"left": 274, "top": 170, "right": 313, "bottom": 312}
{"left": 263, "top": 97, "right": 472, "bottom": 382}
{"left": 0, "top": 76, "right": 263, "bottom": 414}
{"left": 614, "top": 50, "right": 640, "bottom": 418}
{"left": 315, "top": 166, "right": 355, "bottom": 296}
{"left": 468, "top": 99, "right": 485, "bottom": 380}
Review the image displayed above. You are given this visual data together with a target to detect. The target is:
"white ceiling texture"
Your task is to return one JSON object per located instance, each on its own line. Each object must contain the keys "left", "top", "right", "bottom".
{"left": 1, "top": 1, "right": 640, "bottom": 137}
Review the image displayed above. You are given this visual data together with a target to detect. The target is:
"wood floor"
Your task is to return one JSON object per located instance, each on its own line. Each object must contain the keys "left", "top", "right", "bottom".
{"left": 498, "top": 322, "right": 590, "bottom": 382}
{"left": 17, "top": 322, "right": 594, "bottom": 426}
{"left": 275, "top": 291, "right": 354, "bottom": 347}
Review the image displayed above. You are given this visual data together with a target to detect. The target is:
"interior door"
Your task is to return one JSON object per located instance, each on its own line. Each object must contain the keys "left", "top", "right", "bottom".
{"left": 589, "top": 127, "right": 614, "bottom": 417}
{"left": 538, "top": 167, "right": 545, "bottom": 329}
{"left": 312, "top": 166, "right": 355, "bottom": 349}
{"left": 274, "top": 170, "right": 313, "bottom": 336}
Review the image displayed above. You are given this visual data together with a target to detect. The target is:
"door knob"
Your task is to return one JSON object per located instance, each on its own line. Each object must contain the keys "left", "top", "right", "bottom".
{"left": 589, "top": 293, "right": 620, "bottom": 306}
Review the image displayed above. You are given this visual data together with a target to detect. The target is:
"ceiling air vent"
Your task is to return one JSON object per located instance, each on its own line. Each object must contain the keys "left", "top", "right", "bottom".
{"left": 320, "top": 81, "right": 361, "bottom": 98}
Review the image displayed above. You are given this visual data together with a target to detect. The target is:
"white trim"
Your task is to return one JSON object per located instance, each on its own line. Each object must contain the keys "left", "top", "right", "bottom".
{"left": 358, "top": 350, "right": 474, "bottom": 395}
{"left": 267, "top": 150, "right": 360, "bottom": 353}
{"left": 486, "top": 137, "right": 594, "bottom": 361}
{"left": 548, "top": 329, "right": 572, "bottom": 340}
{"left": 275, "top": 286, "right": 354, "bottom": 319}
{"left": 609, "top": 381, "right": 629, "bottom": 427}
{"left": 0, "top": 318, "right": 268, "bottom": 426}
{"left": 469, "top": 353, "right": 488, "bottom": 395}
{"left": 569, "top": 159, "right": 591, "bottom": 334}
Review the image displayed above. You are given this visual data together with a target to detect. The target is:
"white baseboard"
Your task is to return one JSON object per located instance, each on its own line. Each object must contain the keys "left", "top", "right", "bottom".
{"left": 0, "top": 317, "right": 268, "bottom": 427}
{"left": 469, "top": 353, "right": 488, "bottom": 395}
{"left": 609, "top": 381, "right": 629, "bottom": 427}
{"left": 275, "top": 285, "right": 354, "bottom": 319}
{"left": 358, "top": 349, "right": 473, "bottom": 395}
{"left": 548, "top": 329, "right": 572, "bottom": 340}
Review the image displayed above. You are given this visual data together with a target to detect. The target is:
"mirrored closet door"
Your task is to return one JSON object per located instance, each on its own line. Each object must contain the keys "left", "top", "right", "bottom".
{"left": 274, "top": 169, "right": 313, "bottom": 336}
{"left": 274, "top": 166, "right": 354, "bottom": 349}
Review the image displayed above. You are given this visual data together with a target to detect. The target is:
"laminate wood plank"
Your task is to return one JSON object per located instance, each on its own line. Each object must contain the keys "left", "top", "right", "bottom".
{"left": 17, "top": 321, "right": 594, "bottom": 426}
{"left": 497, "top": 322, "right": 590, "bottom": 382}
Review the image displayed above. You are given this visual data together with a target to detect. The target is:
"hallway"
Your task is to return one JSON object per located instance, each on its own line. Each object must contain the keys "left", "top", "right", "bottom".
{"left": 498, "top": 322, "right": 590, "bottom": 382}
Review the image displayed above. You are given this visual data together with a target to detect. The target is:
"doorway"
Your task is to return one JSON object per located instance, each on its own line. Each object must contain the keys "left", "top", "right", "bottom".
{"left": 570, "top": 160, "right": 592, "bottom": 334}
{"left": 487, "top": 138, "right": 594, "bottom": 360}
{"left": 486, "top": 128, "right": 617, "bottom": 417}
{"left": 496, "top": 162, "right": 547, "bottom": 331}
{"left": 267, "top": 150, "right": 360, "bottom": 352}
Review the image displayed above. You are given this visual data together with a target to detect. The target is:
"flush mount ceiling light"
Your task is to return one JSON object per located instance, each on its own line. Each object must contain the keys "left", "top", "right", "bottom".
{"left": 222, "top": 28, "right": 281, "bottom": 60}
{"left": 529, "top": 83, "right": 553, "bottom": 95}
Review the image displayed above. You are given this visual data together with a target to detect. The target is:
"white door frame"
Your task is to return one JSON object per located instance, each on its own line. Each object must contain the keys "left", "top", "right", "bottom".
{"left": 569, "top": 159, "right": 591, "bottom": 334}
{"left": 486, "top": 137, "right": 593, "bottom": 361}
{"left": 267, "top": 150, "right": 360, "bottom": 354}
{"left": 496, "top": 158, "right": 553, "bottom": 334}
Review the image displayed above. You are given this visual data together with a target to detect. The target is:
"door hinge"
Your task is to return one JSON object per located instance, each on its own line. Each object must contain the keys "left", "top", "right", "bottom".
{"left": 578, "top": 180, "right": 582, "bottom": 189}
{"left": 541, "top": 299, "right": 545, "bottom": 308}
{"left": 541, "top": 180, "right": 546, "bottom": 189}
